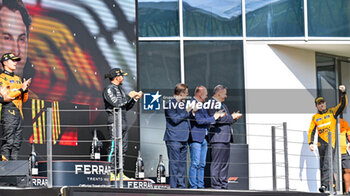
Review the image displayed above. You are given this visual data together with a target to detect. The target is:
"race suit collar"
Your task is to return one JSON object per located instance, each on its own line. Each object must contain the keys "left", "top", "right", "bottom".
{"left": 3, "top": 70, "right": 14, "bottom": 77}
{"left": 318, "top": 109, "right": 327, "bottom": 114}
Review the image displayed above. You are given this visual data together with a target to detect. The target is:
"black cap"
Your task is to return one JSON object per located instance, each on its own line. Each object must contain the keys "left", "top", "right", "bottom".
{"left": 315, "top": 97, "right": 325, "bottom": 105}
{"left": 105, "top": 68, "right": 128, "bottom": 80}
{"left": 1, "top": 53, "right": 21, "bottom": 65}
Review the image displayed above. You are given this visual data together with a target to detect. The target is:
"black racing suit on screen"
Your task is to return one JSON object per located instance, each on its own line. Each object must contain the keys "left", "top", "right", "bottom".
{"left": 308, "top": 91, "right": 348, "bottom": 188}
{"left": 102, "top": 83, "right": 136, "bottom": 171}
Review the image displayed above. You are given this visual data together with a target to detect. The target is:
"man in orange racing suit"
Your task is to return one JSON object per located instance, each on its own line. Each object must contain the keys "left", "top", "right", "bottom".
{"left": 309, "top": 85, "right": 347, "bottom": 193}
{"left": 340, "top": 118, "right": 350, "bottom": 194}
{"left": 0, "top": 53, "right": 31, "bottom": 160}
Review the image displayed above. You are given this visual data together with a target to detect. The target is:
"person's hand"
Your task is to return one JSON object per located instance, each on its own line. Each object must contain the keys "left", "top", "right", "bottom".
{"left": 135, "top": 91, "right": 143, "bottom": 99}
{"left": 213, "top": 111, "right": 226, "bottom": 120}
{"left": 128, "top": 91, "right": 138, "bottom": 98}
{"left": 192, "top": 103, "right": 199, "bottom": 113}
{"left": 186, "top": 104, "right": 193, "bottom": 113}
{"left": 22, "top": 78, "right": 32, "bottom": 91}
{"left": 231, "top": 111, "right": 242, "bottom": 120}
{"left": 309, "top": 144, "right": 315, "bottom": 151}
{"left": 339, "top": 85, "right": 346, "bottom": 93}
{"left": 0, "top": 85, "right": 13, "bottom": 102}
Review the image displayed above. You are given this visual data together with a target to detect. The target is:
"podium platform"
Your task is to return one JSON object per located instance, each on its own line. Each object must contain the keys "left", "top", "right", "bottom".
{"left": 0, "top": 187, "right": 325, "bottom": 196}
{"left": 0, "top": 160, "right": 30, "bottom": 187}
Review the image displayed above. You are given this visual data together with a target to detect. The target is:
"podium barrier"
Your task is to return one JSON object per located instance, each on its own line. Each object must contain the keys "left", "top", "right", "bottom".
{"left": 33, "top": 160, "right": 110, "bottom": 187}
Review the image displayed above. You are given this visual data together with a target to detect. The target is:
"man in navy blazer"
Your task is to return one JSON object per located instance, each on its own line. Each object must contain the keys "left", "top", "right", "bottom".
{"left": 208, "top": 85, "right": 242, "bottom": 189}
{"left": 188, "top": 86, "right": 225, "bottom": 189}
{"left": 163, "top": 83, "right": 190, "bottom": 188}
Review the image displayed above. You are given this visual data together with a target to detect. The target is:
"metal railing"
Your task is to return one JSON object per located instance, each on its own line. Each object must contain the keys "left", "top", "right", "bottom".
{"left": 0, "top": 105, "right": 346, "bottom": 193}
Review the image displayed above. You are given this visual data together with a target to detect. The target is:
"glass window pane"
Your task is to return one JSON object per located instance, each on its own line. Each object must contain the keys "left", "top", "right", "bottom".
{"left": 138, "top": 0, "right": 179, "bottom": 37}
{"left": 308, "top": 0, "right": 350, "bottom": 36}
{"left": 139, "top": 41, "right": 180, "bottom": 177}
{"left": 340, "top": 61, "right": 350, "bottom": 121}
{"left": 246, "top": 0, "right": 304, "bottom": 37}
{"left": 139, "top": 41, "right": 180, "bottom": 89}
{"left": 184, "top": 41, "right": 246, "bottom": 143}
{"left": 183, "top": 0, "right": 242, "bottom": 36}
{"left": 316, "top": 55, "right": 336, "bottom": 106}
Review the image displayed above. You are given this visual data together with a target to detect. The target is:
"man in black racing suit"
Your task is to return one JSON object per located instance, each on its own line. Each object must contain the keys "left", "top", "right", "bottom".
{"left": 102, "top": 68, "right": 142, "bottom": 179}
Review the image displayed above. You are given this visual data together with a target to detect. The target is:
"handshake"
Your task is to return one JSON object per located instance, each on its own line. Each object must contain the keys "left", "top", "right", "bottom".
{"left": 128, "top": 91, "right": 143, "bottom": 100}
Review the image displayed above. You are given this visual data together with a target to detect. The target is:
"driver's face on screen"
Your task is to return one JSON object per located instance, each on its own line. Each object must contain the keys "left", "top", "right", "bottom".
{"left": 0, "top": 6, "right": 28, "bottom": 76}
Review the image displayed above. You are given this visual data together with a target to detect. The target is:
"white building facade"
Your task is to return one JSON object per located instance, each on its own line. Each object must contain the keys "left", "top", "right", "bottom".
{"left": 138, "top": 0, "right": 350, "bottom": 192}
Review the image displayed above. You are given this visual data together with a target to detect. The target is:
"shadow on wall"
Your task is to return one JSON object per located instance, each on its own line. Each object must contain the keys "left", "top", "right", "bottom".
{"left": 299, "top": 131, "right": 319, "bottom": 192}
{"left": 269, "top": 45, "right": 316, "bottom": 97}
{"left": 245, "top": 45, "right": 317, "bottom": 114}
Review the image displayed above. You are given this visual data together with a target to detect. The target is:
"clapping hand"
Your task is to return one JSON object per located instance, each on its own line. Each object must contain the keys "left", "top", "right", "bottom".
{"left": 22, "top": 78, "right": 32, "bottom": 91}
{"left": 186, "top": 104, "right": 193, "bottom": 113}
{"left": 135, "top": 91, "right": 143, "bottom": 99}
{"left": 213, "top": 111, "right": 226, "bottom": 120}
{"left": 231, "top": 110, "right": 242, "bottom": 120}
{"left": 129, "top": 91, "right": 143, "bottom": 101}
{"left": 128, "top": 91, "right": 138, "bottom": 98}
{"left": 0, "top": 85, "right": 13, "bottom": 102}
{"left": 192, "top": 103, "right": 199, "bottom": 113}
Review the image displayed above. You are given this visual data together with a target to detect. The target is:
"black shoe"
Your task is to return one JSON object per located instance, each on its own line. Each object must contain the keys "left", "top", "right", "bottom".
{"left": 319, "top": 185, "right": 327, "bottom": 193}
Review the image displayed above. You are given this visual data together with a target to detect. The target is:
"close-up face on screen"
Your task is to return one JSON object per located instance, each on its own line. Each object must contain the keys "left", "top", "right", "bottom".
{"left": 0, "top": 0, "right": 137, "bottom": 154}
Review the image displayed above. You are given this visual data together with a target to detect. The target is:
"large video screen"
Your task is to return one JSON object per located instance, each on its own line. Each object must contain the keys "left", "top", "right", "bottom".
{"left": 0, "top": 0, "right": 137, "bottom": 167}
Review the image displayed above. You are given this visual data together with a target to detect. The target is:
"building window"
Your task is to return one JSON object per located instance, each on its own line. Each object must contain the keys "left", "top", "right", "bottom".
{"left": 184, "top": 40, "right": 246, "bottom": 143}
{"left": 138, "top": 0, "right": 179, "bottom": 37}
{"left": 308, "top": 0, "right": 350, "bottom": 37}
{"left": 246, "top": 0, "right": 304, "bottom": 37}
{"left": 316, "top": 54, "right": 336, "bottom": 106}
{"left": 183, "top": 0, "right": 242, "bottom": 37}
{"left": 138, "top": 41, "right": 181, "bottom": 177}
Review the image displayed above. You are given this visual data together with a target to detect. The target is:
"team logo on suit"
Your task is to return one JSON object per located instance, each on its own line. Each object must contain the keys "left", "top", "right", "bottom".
{"left": 8, "top": 110, "right": 15, "bottom": 115}
{"left": 143, "top": 91, "right": 161, "bottom": 111}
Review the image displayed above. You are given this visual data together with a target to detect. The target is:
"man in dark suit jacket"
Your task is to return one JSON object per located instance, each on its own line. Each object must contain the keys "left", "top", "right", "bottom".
{"left": 188, "top": 86, "right": 225, "bottom": 189}
{"left": 163, "top": 83, "right": 190, "bottom": 188}
{"left": 208, "top": 85, "right": 242, "bottom": 189}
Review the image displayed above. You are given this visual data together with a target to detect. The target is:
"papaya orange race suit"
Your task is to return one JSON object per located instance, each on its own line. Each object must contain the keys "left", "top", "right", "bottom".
{"left": 0, "top": 70, "right": 28, "bottom": 160}
{"left": 308, "top": 91, "right": 347, "bottom": 188}
{"left": 340, "top": 119, "right": 350, "bottom": 155}
{"left": 340, "top": 119, "right": 350, "bottom": 172}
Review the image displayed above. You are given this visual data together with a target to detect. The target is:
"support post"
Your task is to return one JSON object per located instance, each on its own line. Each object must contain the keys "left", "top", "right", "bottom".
{"left": 283, "top": 122, "right": 289, "bottom": 191}
{"left": 117, "top": 108, "right": 123, "bottom": 188}
{"left": 329, "top": 131, "right": 334, "bottom": 196}
{"left": 47, "top": 108, "right": 53, "bottom": 188}
{"left": 272, "top": 126, "right": 276, "bottom": 191}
